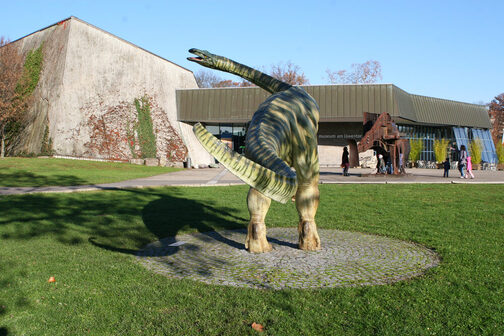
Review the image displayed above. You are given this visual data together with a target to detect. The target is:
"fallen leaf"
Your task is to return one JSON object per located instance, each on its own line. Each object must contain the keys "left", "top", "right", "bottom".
{"left": 48, "top": 276, "right": 56, "bottom": 283}
{"left": 251, "top": 322, "right": 264, "bottom": 332}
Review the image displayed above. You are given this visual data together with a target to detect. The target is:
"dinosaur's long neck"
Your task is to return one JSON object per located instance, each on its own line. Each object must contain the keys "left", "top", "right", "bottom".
{"left": 216, "top": 57, "right": 291, "bottom": 94}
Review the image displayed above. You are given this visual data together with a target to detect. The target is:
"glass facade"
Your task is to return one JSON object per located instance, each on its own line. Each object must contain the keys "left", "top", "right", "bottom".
{"left": 472, "top": 129, "right": 498, "bottom": 163}
{"left": 399, "top": 125, "right": 498, "bottom": 163}
{"left": 398, "top": 125, "right": 454, "bottom": 161}
{"left": 205, "top": 122, "right": 497, "bottom": 165}
{"left": 204, "top": 123, "right": 247, "bottom": 153}
{"left": 453, "top": 127, "right": 470, "bottom": 154}
{"left": 453, "top": 127, "right": 497, "bottom": 163}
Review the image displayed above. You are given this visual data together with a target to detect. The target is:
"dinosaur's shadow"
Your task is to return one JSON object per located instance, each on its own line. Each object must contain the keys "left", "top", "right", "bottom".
{"left": 88, "top": 188, "right": 249, "bottom": 255}
{"left": 141, "top": 191, "right": 246, "bottom": 249}
{"left": 141, "top": 192, "right": 299, "bottom": 251}
{"left": 88, "top": 187, "right": 300, "bottom": 258}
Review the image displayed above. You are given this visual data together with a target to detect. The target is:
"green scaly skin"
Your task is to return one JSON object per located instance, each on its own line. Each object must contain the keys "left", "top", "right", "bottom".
{"left": 188, "top": 49, "right": 321, "bottom": 251}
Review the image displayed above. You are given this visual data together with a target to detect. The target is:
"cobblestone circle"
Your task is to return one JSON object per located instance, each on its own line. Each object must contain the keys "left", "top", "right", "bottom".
{"left": 136, "top": 228, "right": 439, "bottom": 290}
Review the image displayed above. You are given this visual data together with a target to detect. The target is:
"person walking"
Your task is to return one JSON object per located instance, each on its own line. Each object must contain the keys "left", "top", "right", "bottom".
{"left": 466, "top": 155, "right": 475, "bottom": 179}
{"left": 378, "top": 154, "right": 386, "bottom": 174}
{"left": 399, "top": 152, "right": 406, "bottom": 174}
{"left": 458, "top": 145, "right": 467, "bottom": 178}
{"left": 341, "top": 147, "right": 350, "bottom": 176}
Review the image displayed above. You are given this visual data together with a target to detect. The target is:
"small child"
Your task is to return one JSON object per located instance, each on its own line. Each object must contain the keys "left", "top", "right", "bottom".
{"left": 443, "top": 158, "right": 450, "bottom": 178}
{"left": 466, "top": 156, "right": 475, "bottom": 179}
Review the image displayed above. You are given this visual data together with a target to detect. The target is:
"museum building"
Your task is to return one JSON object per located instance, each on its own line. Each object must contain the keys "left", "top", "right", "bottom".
{"left": 176, "top": 84, "right": 497, "bottom": 167}
{"left": 5, "top": 16, "right": 496, "bottom": 168}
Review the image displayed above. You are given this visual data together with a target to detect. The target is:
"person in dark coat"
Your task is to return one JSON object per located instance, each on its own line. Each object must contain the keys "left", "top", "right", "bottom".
{"left": 342, "top": 147, "right": 350, "bottom": 176}
{"left": 443, "top": 157, "right": 450, "bottom": 178}
{"left": 458, "top": 145, "right": 467, "bottom": 178}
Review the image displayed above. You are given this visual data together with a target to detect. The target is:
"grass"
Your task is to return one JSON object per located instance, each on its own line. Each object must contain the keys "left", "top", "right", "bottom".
{"left": 0, "top": 158, "right": 181, "bottom": 187}
{"left": 0, "top": 184, "right": 503, "bottom": 335}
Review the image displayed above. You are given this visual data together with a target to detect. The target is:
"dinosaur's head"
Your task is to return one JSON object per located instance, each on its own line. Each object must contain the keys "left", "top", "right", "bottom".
{"left": 187, "top": 48, "right": 220, "bottom": 70}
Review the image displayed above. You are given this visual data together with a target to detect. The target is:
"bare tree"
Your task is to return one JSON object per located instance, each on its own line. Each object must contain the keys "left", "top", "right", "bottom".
{"left": 0, "top": 37, "right": 28, "bottom": 157}
{"left": 488, "top": 93, "right": 504, "bottom": 144}
{"left": 193, "top": 70, "right": 223, "bottom": 88}
{"left": 195, "top": 61, "right": 309, "bottom": 88}
{"left": 270, "top": 61, "right": 309, "bottom": 85}
{"left": 326, "top": 60, "right": 382, "bottom": 84}
{"left": 212, "top": 79, "right": 255, "bottom": 88}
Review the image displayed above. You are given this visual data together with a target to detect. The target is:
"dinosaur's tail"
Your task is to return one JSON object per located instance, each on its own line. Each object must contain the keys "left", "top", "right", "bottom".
{"left": 193, "top": 123, "right": 297, "bottom": 203}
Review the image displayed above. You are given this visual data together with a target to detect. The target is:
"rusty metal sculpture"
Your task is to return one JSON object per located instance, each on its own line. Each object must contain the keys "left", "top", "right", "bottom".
{"left": 358, "top": 112, "right": 410, "bottom": 174}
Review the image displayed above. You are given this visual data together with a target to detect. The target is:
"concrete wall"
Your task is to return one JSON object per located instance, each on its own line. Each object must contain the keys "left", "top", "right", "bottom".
{"left": 178, "top": 122, "right": 214, "bottom": 167}
{"left": 318, "top": 144, "right": 363, "bottom": 167}
{"left": 51, "top": 18, "right": 213, "bottom": 164}
{"left": 11, "top": 21, "right": 70, "bottom": 154}
{"left": 11, "top": 17, "right": 214, "bottom": 165}
{"left": 318, "top": 122, "right": 363, "bottom": 166}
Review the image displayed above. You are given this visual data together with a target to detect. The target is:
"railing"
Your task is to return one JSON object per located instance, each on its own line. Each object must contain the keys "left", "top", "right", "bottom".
{"left": 481, "top": 162, "right": 497, "bottom": 171}
{"left": 415, "top": 161, "right": 439, "bottom": 169}
{"left": 411, "top": 160, "right": 497, "bottom": 170}
{"left": 358, "top": 113, "right": 393, "bottom": 152}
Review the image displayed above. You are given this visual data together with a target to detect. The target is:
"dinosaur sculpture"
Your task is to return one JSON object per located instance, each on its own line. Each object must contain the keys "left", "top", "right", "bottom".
{"left": 188, "top": 49, "right": 321, "bottom": 253}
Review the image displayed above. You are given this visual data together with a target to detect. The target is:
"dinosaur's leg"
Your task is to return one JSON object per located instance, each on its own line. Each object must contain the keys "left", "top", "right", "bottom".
{"left": 296, "top": 179, "right": 321, "bottom": 251}
{"left": 245, "top": 187, "right": 273, "bottom": 253}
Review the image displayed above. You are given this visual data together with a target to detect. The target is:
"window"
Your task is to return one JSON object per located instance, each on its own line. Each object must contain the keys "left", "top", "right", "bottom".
{"left": 399, "top": 125, "right": 453, "bottom": 162}
{"left": 204, "top": 123, "right": 247, "bottom": 153}
{"left": 453, "top": 127, "right": 470, "bottom": 152}
{"left": 472, "top": 129, "right": 497, "bottom": 163}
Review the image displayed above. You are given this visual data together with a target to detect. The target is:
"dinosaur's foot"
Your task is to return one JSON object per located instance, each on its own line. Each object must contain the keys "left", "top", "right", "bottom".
{"left": 245, "top": 222, "right": 272, "bottom": 253}
{"left": 298, "top": 220, "right": 321, "bottom": 251}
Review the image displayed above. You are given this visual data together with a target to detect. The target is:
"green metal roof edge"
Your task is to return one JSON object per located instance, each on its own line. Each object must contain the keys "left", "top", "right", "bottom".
{"left": 408, "top": 93, "right": 490, "bottom": 128}
{"left": 176, "top": 84, "right": 491, "bottom": 129}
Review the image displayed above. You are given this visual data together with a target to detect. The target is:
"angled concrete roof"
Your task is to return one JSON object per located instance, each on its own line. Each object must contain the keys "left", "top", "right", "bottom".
{"left": 7, "top": 16, "right": 192, "bottom": 73}
{"left": 177, "top": 84, "right": 491, "bottom": 128}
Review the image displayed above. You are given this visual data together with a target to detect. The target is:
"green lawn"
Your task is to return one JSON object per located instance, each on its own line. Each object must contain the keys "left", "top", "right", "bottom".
{"left": 0, "top": 158, "right": 181, "bottom": 187}
{"left": 0, "top": 184, "right": 503, "bottom": 335}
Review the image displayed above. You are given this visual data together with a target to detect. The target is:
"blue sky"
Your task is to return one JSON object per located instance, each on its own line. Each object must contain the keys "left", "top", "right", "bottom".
{"left": 1, "top": 0, "right": 502, "bottom": 104}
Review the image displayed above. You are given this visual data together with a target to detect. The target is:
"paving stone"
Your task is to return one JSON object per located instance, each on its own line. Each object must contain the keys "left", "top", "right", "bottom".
{"left": 136, "top": 228, "right": 440, "bottom": 290}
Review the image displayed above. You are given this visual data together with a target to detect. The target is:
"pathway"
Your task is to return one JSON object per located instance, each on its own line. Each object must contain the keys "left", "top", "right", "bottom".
{"left": 1, "top": 166, "right": 503, "bottom": 196}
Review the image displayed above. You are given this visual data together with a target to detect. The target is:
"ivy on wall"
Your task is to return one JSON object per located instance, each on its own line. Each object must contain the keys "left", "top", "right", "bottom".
{"left": 17, "top": 44, "right": 43, "bottom": 99}
{"left": 134, "top": 96, "right": 157, "bottom": 158}
{"left": 6, "top": 43, "right": 44, "bottom": 156}
{"left": 80, "top": 94, "right": 187, "bottom": 162}
{"left": 126, "top": 120, "right": 137, "bottom": 159}
{"left": 40, "top": 123, "right": 54, "bottom": 156}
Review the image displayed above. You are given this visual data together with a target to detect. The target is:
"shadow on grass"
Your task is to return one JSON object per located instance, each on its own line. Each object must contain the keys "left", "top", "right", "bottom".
{"left": 0, "top": 187, "right": 248, "bottom": 255}
{"left": 0, "top": 259, "right": 30, "bottom": 335}
{"left": 0, "top": 171, "right": 88, "bottom": 188}
{"left": 0, "top": 186, "right": 253, "bottom": 279}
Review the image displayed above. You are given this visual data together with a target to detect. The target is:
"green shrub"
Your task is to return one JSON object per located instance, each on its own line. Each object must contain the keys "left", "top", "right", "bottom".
{"left": 469, "top": 139, "right": 482, "bottom": 165}
{"left": 434, "top": 138, "right": 450, "bottom": 163}
{"left": 409, "top": 139, "right": 423, "bottom": 162}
